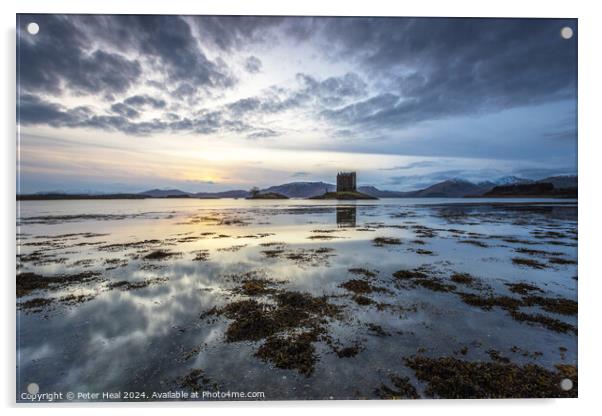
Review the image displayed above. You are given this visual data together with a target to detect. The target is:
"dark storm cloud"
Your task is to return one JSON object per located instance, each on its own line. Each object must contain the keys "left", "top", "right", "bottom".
{"left": 244, "top": 56, "right": 262, "bottom": 73}
{"left": 188, "top": 16, "right": 285, "bottom": 51}
{"left": 81, "top": 15, "right": 238, "bottom": 97}
{"left": 317, "top": 17, "right": 577, "bottom": 128}
{"left": 17, "top": 94, "right": 92, "bottom": 126}
{"left": 17, "top": 15, "right": 577, "bottom": 140}
{"left": 17, "top": 15, "right": 142, "bottom": 96}
{"left": 17, "top": 94, "right": 254, "bottom": 137}
{"left": 18, "top": 14, "right": 237, "bottom": 100}
{"left": 110, "top": 103, "right": 140, "bottom": 119}
{"left": 123, "top": 95, "right": 167, "bottom": 109}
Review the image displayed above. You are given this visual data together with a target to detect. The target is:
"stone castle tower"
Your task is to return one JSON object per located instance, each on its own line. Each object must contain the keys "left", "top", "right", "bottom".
{"left": 336, "top": 172, "right": 357, "bottom": 192}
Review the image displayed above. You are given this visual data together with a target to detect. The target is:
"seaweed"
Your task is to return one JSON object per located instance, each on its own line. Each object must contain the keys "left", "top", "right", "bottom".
{"left": 17, "top": 271, "right": 102, "bottom": 297}
{"left": 548, "top": 257, "right": 577, "bottom": 265}
{"left": 339, "top": 279, "right": 388, "bottom": 295}
{"left": 60, "top": 293, "right": 96, "bottom": 305}
{"left": 373, "top": 237, "right": 402, "bottom": 247}
{"left": 143, "top": 250, "right": 182, "bottom": 260}
{"left": 348, "top": 268, "right": 378, "bottom": 278}
{"left": 521, "top": 295, "right": 577, "bottom": 316}
{"left": 505, "top": 282, "right": 543, "bottom": 295}
{"left": 458, "top": 239, "right": 489, "bottom": 248}
{"left": 509, "top": 310, "right": 576, "bottom": 334}
{"left": 332, "top": 343, "right": 363, "bottom": 358}
{"left": 108, "top": 277, "right": 167, "bottom": 291}
{"left": 512, "top": 257, "right": 548, "bottom": 269}
{"left": 232, "top": 278, "right": 281, "bottom": 296}
{"left": 450, "top": 273, "right": 478, "bottom": 286}
{"left": 255, "top": 331, "right": 318, "bottom": 377}
{"left": 19, "top": 297, "right": 53, "bottom": 311}
{"left": 457, "top": 292, "right": 522, "bottom": 311}
{"left": 392, "top": 269, "right": 428, "bottom": 280}
{"left": 352, "top": 295, "right": 375, "bottom": 305}
{"left": 405, "top": 356, "right": 577, "bottom": 398}
{"left": 191, "top": 249, "right": 210, "bottom": 261}
{"left": 178, "top": 368, "right": 218, "bottom": 391}
{"left": 412, "top": 278, "right": 456, "bottom": 293}
{"left": 366, "top": 323, "right": 390, "bottom": 337}
{"left": 374, "top": 375, "right": 419, "bottom": 399}
{"left": 487, "top": 349, "right": 511, "bottom": 363}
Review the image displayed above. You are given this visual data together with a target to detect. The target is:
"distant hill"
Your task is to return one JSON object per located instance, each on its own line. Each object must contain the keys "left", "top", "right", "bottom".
{"left": 246, "top": 192, "right": 289, "bottom": 200}
{"left": 484, "top": 182, "right": 577, "bottom": 198}
{"left": 538, "top": 175, "right": 577, "bottom": 189}
{"left": 357, "top": 186, "right": 408, "bottom": 198}
{"left": 399, "top": 179, "right": 493, "bottom": 198}
{"left": 194, "top": 190, "right": 249, "bottom": 199}
{"left": 260, "top": 182, "right": 335, "bottom": 198}
{"left": 139, "top": 189, "right": 190, "bottom": 197}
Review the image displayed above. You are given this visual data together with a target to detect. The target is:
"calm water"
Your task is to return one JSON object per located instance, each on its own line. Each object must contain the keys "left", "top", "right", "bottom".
{"left": 16, "top": 198, "right": 578, "bottom": 401}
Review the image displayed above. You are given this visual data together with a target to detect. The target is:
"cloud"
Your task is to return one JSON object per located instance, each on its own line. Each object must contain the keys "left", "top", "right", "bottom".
{"left": 188, "top": 16, "right": 285, "bottom": 51}
{"left": 379, "top": 161, "right": 437, "bottom": 171}
{"left": 246, "top": 129, "right": 280, "bottom": 139}
{"left": 315, "top": 18, "right": 577, "bottom": 129}
{"left": 18, "top": 15, "right": 142, "bottom": 96}
{"left": 16, "top": 14, "right": 577, "bottom": 160}
{"left": 18, "top": 94, "right": 92, "bottom": 126}
{"left": 123, "top": 95, "right": 167, "bottom": 109}
{"left": 110, "top": 103, "right": 140, "bottom": 119}
{"left": 244, "top": 56, "right": 262, "bottom": 73}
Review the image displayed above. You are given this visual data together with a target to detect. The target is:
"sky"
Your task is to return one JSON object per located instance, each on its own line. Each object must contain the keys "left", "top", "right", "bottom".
{"left": 17, "top": 15, "right": 577, "bottom": 193}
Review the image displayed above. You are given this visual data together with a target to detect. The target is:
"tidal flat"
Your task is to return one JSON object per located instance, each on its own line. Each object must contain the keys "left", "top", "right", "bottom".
{"left": 16, "top": 198, "right": 577, "bottom": 400}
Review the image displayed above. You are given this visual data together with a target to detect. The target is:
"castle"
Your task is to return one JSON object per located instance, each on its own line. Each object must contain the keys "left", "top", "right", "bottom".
{"left": 336, "top": 172, "right": 357, "bottom": 192}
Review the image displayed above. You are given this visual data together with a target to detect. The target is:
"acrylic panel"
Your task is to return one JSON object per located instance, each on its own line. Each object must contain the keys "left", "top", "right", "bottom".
{"left": 16, "top": 14, "right": 578, "bottom": 402}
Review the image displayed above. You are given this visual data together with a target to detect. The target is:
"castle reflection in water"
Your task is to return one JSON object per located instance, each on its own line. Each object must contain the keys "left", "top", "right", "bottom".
{"left": 336, "top": 205, "right": 356, "bottom": 227}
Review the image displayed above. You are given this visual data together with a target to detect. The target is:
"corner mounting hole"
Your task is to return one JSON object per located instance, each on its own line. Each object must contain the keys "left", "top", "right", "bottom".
{"left": 560, "top": 378, "right": 573, "bottom": 391}
{"left": 27, "top": 22, "right": 39, "bottom": 35}
{"left": 561, "top": 26, "right": 573, "bottom": 40}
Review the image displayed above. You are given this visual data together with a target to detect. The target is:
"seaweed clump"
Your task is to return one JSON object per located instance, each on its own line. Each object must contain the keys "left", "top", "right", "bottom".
{"left": 201, "top": 290, "right": 343, "bottom": 376}
{"left": 348, "top": 268, "right": 377, "bottom": 278}
{"left": 405, "top": 356, "right": 577, "bottom": 398}
{"left": 178, "top": 368, "right": 219, "bottom": 392}
{"left": 19, "top": 297, "right": 53, "bottom": 312}
{"left": 512, "top": 257, "right": 548, "bottom": 269}
{"left": 505, "top": 282, "right": 543, "bottom": 295}
{"left": 521, "top": 295, "right": 577, "bottom": 316}
{"left": 255, "top": 331, "right": 319, "bottom": 377}
{"left": 392, "top": 269, "right": 455, "bottom": 293}
{"left": 450, "top": 273, "right": 478, "bottom": 286}
{"left": 17, "top": 271, "right": 102, "bottom": 297}
{"left": 374, "top": 375, "right": 419, "bottom": 399}
{"left": 339, "top": 279, "right": 387, "bottom": 295}
{"left": 143, "top": 250, "right": 182, "bottom": 260}
{"left": 373, "top": 237, "right": 402, "bottom": 247}
{"left": 508, "top": 311, "right": 576, "bottom": 334}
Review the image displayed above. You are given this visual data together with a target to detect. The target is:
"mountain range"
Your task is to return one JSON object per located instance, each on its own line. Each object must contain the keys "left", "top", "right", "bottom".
{"left": 132, "top": 175, "right": 578, "bottom": 199}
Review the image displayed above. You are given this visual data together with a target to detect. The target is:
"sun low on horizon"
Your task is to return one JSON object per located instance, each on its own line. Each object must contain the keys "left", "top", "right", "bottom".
{"left": 17, "top": 15, "right": 577, "bottom": 194}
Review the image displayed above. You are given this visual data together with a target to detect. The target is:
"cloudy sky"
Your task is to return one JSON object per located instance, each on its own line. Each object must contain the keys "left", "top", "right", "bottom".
{"left": 17, "top": 15, "right": 577, "bottom": 193}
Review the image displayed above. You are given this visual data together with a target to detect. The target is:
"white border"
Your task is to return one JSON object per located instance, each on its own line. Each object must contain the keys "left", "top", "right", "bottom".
{"left": 3, "top": 1, "right": 601, "bottom": 415}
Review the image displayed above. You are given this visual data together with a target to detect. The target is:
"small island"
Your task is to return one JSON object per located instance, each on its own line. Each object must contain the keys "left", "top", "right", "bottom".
{"left": 310, "top": 172, "right": 378, "bottom": 200}
{"left": 310, "top": 191, "right": 377, "bottom": 200}
{"left": 245, "top": 187, "right": 289, "bottom": 199}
